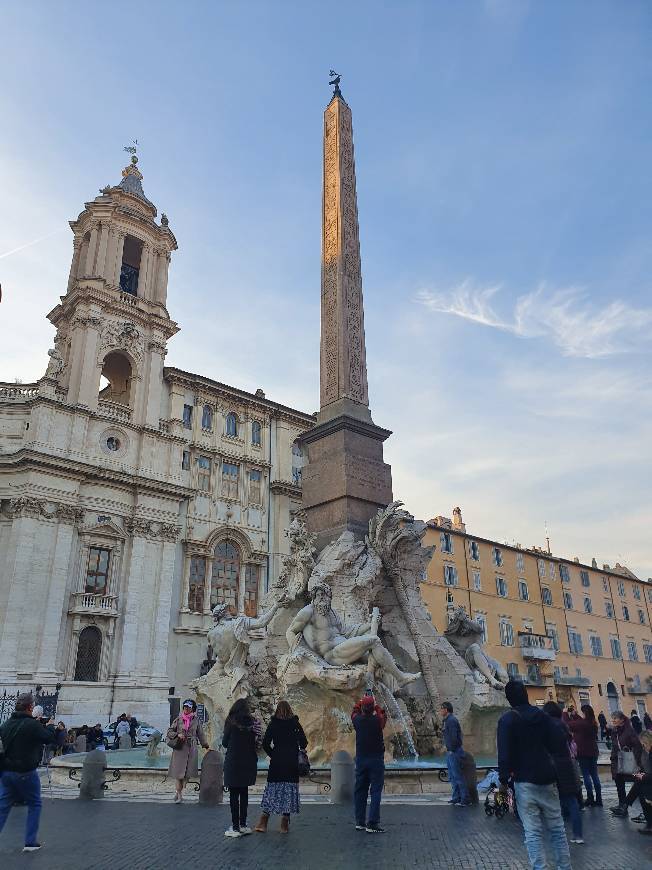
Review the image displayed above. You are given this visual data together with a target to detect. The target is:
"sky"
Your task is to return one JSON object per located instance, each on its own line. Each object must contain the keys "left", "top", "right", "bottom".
{"left": 1, "top": 1, "right": 650, "bottom": 580}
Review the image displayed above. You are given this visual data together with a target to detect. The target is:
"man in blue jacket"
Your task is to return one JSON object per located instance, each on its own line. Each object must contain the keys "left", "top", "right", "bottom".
{"left": 497, "top": 680, "right": 571, "bottom": 869}
{"left": 441, "top": 701, "right": 470, "bottom": 806}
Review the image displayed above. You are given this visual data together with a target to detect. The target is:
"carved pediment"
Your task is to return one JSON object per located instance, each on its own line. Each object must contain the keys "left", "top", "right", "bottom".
{"left": 78, "top": 519, "right": 127, "bottom": 540}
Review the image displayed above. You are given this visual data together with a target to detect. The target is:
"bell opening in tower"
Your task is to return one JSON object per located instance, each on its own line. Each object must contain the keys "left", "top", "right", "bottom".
{"left": 119, "top": 235, "right": 143, "bottom": 296}
{"left": 99, "top": 351, "right": 133, "bottom": 406}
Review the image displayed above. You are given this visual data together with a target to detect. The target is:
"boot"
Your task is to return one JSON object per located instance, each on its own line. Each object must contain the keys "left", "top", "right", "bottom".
{"left": 280, "top": 815, "right": 290, "bottom": 833}
{"left": 585, "top": 789, "right": 595, "bottom": 807}
{"left": 254, "top": 813, "right": 269, "bottom": 833}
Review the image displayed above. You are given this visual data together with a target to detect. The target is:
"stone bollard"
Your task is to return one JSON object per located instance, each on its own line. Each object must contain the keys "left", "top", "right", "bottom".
{"left": 74, "top": 734, "right": 87, "bottom": 754}
{"left": 79, "top": 748, "right": 107, "bottom": 800}
{"left": 459, "top": 750, "right": 478, "bottom": 805}
{"left": 118, "top": 734, "right": 132, "bottom": 750}
{"left": 199, "top": 750, "right": 224, "bottom": 805}
{"left": 330, "top": 750, "right": 354, "bottom": 804}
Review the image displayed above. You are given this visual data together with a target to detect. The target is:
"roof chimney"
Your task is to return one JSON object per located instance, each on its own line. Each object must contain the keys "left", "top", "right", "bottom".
{"left": 452, "top": 506, "right": 465, "bottom": 532}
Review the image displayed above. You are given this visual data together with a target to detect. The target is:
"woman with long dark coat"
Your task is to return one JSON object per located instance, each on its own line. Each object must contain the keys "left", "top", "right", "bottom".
{"left": 255, "top": 700, "right": 308, "bottom": 834}
{"left": 563, "top": 704, "right": 602, "bottom": 806}
{"left": 222, "top": 698, "right": 260, "bottom": 838}
{"left": 609, "top": 709, "right": 643, "bottom": 813}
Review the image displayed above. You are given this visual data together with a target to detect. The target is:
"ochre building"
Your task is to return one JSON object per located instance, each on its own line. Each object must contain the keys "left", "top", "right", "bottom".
{"left": 421, "top": 508, "right": 652, "bottom": 718}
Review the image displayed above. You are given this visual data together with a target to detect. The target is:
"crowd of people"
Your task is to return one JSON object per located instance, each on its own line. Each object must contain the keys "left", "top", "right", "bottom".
{"left": 2, "top": 685, "right": 652, "bottom": 860}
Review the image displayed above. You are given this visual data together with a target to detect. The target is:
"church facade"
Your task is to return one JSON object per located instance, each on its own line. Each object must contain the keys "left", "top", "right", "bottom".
{"left": 0, "top": 155, "right": 313, "bottom": 727}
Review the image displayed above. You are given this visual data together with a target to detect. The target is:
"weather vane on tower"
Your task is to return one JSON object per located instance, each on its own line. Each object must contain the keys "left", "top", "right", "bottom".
{"left": 329, "top": 70, "right": 342, "bottom": 98}
{"left": 124, "top": 139, "right": 139, "bottom": 165}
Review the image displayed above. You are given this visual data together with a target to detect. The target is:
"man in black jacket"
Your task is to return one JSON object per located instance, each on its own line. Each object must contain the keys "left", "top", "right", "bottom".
{"left": 0, "top": 693, "right": 57, "bottom": 852}
{"left": 497, "top": 681, "right": 571, "bottom": 869}
{"left": 352, "top": 694, "right": 387, "bottom": 833}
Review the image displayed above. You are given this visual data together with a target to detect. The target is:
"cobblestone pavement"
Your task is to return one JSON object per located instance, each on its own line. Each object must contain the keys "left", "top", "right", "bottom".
{"left": 1, "top": 798, "right": 651, "bottom": 870}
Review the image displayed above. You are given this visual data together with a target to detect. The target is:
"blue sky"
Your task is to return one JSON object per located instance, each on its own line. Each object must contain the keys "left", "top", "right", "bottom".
{"left": 1, "top": 1, "right": 650, "bottom": 579}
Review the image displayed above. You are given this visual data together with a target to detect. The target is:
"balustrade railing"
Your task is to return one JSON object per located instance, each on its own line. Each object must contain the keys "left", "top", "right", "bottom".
{"left": 0, "top": 383, "right": 38, "bottom": 401}
{"left": 97, "top": 400, "right": 132, "bottom": 423}
{"left": 70, "top": 591, "right": 118, "bottom": 614}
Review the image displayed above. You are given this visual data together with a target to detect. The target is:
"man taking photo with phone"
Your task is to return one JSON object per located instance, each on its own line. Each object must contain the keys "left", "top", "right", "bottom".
{"left": 0, "top": 693, "right": 57, "bottom": 852}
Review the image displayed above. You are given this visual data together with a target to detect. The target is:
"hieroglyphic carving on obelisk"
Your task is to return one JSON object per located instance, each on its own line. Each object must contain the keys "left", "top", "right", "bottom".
{"left": 320, "top": 91, "right": 369, "bottom": 414}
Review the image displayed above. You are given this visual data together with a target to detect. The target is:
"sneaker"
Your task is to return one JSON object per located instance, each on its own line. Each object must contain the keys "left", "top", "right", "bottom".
{"left": 355, "top": 824, "right": 366, "bottom": 831}
{"left": 174, "top": 794, "right": 182, "bottom": 804}
{"left": 456, "top": 801, "right": 472, "bottom": 807}
{"left": 631, "top": 813, "right": 646, "bottom": 824}
{"left": 224, "top": 827, "right": 242, "bottom": 838}
{"left": 366, "top": 824, "right": 385, "bottom": 833}
{"left": 23, "top": 845, "right": 42, "bottom": 853}
{"left": 570, "top": 838, "right": 584, "bottom": 845}
{"left": 239, "top": 826, "right": 252, "bottom": 835}
{"left": 610, "top": 806, "right": 628, "bottom": 817}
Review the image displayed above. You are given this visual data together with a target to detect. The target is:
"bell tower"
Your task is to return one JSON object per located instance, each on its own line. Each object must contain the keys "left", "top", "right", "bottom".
{"left": 45, "top": 151, "right": 179, "bottom": 428}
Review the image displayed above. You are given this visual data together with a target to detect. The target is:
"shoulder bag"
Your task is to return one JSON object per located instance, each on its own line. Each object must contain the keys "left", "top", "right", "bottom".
{"left": 616, "top": 733, "right": 637, "bottom": 776}
{"left": 166, "top": 721, "right": 184, "bottom": 751}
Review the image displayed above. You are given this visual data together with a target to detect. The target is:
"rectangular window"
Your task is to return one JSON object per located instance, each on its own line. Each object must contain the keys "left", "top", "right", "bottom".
{"left": 611, "top": 637, "right": 622, "bottom": 660}
{"left": 249, "top": 469, "right": 262, "bottom": 504}
{"left": 580, "top": 570, "right": 590, "bottom": 587}
{"left": 617, "top": 580, "right": 625, "bottom": 597}
{"left": 444, "top": 564, "right": 458, "bottom": 587}
{"left": 507, "top": 662, "right": 519, "bottom": 678}
{"left": 590, "top": 635, "right": 603, "bottom": 657}
{"left": 196, "top": 455, "right": 211, "bottom": 492}
{"left": 188, "top": 556, "right": 206, "bottom": 612}
{"left": 648, "top": 589, "right": 652, "bottom": 604}
{"left": 492, "top": 546, "right": 503, "bottom": 567}
{"left": 440, "top": 532, "right": 453, "bottom": 554}
{"left": 496, "top": 576, "right": 507, "bottom": 597}
{"left": 472, "top": 570, "right": 481, "bottom": 591}
{"left": 547, "top": 625, "right": 560, "bottom": 651}
{"left": 518, "top": 580, "right": 529, "bottom": 601}
{"left": 563, "top": 591, "right": 573, "bottom": 610}
{"left": 538, "top": 559, "right": 546, "bottom": 579}
{"left": 516, "top": 552, "right": 524, "bottom": 572}
{"left": 85, "top": 547, "right": 110, "bottom": 594}
{"left": 638, "top": 609, "right": 646, "bottom": 624}
{"left": 222, "top": 462, "right": 239, "bottom": 498}
{"left": 644, "top": 643, "right": 652, "bottom": 664}
{"left": 475, "top": 613, "right": 488, "bottom": 643}
{"left": 500, "top": 621, "right": 514, "bottom": 646}
{"left": 181, "top": 450, "right": 190, "bottom": 471}
{"left": 568, "top": 629, "right": 583, "bottom": 655}
{"left": 605, "top": 600, "right": 614, "bottom": 619}
{"left": 627, "top": 641, "right": 639, "bottom": 662}
{"left": 633, "top": 585, "right": 641, "bottom": 600}
{"left": 549, "top": 562, "right": 556, "bottom": 580}
{"left": 602, "top": 577, "right": 609, "bottom": 592}
{"left": 622, "top": 605, "right": 630, "bottom": 621}
{"left": 541, "top": 586, "right": 552, "bottom": 606}
{"left": 182, "top": 404, "right": 193, "bottom": 429}
{"left": 559, "top": 564, "right": 570, "bottom": 583}
{"left": 469, "top": 540, "right": 480, "bottom": 561}
{"left": 583, "top": 597, "right": 592, "bottom": 614}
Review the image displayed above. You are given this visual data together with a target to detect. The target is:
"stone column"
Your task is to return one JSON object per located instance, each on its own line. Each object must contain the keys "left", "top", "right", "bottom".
{"left": 67, "top": 238, "right": 82, "bottom": 291}
{"left": 96, "top": 222, "right": 109, "bottom": 280}
{"left": 104, "top": 228, "right": 117, "bottom": 285}
{"left": 180, "top": 550, "right": 191, "bottom": 613}
{"left": 139, "top": 244, "right": 152, "bottom": 299}
{"left": 149, "top": 250, "right": 160, "bottom": 301}
{"left": 150, "top": 538, "right": 178, "bottom": 678}
{"left": 113, "top": 232, "right": 126, "bottom": 286}
{"left": 144, "top": 339, "right": 167, "bottom": 428}
{"left": 156, "top": 252, "right": 170, "bottom": 304}
{"left": 75, "top": 317, "right": 103, "bottom": 409}
{"left": 84, "top": 223, "right": 100, "bottom": 276}
{"left": 204, "top": 555, "right": 214, "bottom": 614}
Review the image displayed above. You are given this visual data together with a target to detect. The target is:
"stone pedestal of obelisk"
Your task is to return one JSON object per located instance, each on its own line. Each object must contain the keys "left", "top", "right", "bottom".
{"left": 300, "top": 86, "right": 393, "bottom": 551}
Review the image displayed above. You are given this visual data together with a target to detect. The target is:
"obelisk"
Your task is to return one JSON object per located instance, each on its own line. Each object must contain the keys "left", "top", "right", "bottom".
{"left": 300, "top": 76, "right": 393, "bottom": 550}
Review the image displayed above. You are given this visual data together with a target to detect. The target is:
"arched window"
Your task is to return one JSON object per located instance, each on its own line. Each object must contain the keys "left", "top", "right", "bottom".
{"left": 606, "top": 681, "right": 619, "bottom": 714}
{"left": 252, "top": 420, "right": 262, "bottom": 447}
{"left": 211, "top": 541, "right": 240, "bottom": 614}
{"left": 74, "top": 626, "right": 102, "bottom": 682}
{"left": 201, "top": 405, "right": 213, "bottom": 431}
{"left": 99, "top": 352, "right": 132, "bottom": 406}
{"left": 244, "top": 564, "right": 259, "bottom": 617}
{"left": 119, "top": 235, "right": 143, "bottom": 296}
{"left": 225, "top": 413, "right": 238, "bottom": 438}
{"left": 188, "top": 556, "right": 206, "bottom": 612}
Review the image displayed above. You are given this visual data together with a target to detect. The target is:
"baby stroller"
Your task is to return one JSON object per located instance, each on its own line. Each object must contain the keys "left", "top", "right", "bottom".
{"left": 484, "top": 780, "right": 517, "bottom": 820}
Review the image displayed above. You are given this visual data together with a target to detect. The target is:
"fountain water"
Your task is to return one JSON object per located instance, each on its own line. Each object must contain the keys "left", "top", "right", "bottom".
{"left": 376, "top": 681, "right": 418, "bottom": 761}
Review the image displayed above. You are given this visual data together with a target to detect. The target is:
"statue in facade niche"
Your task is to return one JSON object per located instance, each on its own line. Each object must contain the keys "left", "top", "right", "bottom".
{"left": 207, "top": 599, "right": 283, "bottom": 697}
{"left": 44, "top": 346, "right": 64, "bottom": 379}
{"left": 285, "top": 581, "right": 421, "bottom": 689}
{"left": 444, "top": 607, "right": 508, "bottom": 689}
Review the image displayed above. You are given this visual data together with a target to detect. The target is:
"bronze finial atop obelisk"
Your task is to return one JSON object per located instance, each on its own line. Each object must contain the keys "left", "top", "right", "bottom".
{"left": 299, "top": 78, "right": 393, "bottom": 549}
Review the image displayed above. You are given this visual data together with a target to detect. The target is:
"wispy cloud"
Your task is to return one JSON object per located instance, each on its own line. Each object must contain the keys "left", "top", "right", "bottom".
{"left": 417, "top": 282, "right": 652, "bottom": 358}
{"left": 0, "top": 229, "right": 64, "bottom": 261}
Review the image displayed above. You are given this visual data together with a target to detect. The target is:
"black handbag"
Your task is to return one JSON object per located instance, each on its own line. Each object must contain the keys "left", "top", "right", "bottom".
{"left": 298, "top": 748, "right": 310, "bottom": 777}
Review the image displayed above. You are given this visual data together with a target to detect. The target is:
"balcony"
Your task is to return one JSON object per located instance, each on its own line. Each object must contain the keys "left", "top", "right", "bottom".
{"left": 518, "top": 632, "right": 556, "bottom": 662}
{"left": 553, "top": 674, "right": 592, "bottom": 687}
{"left": 69, "top": 591, "right": 118, "bottom": 618}
{"left": 97, "top": 400, "right": 132, "bottom": 424}
{"left": 626, "top": 677, "right": 651, "bottom": 696}
{"left": 510, "top": 672, "right": 549, "bottom": 688}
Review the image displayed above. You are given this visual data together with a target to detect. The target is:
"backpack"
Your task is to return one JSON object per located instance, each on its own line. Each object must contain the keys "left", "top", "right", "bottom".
{"left": 0, "top": 720, "right": 28, "bottom": 771}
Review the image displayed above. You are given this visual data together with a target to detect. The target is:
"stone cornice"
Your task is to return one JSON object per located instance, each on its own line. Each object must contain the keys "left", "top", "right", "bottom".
{"left": 298, "top": 413, "right": 391, "bottom": 445}
{"left": 124, "top": 516, "right": 181, "bottom": 541}
{"left": 0, "top": 449, "right": 194, "bottom": 501}
{"left": 164, "top": 367, "right": 315, "bottom": 427}
{"left": 269, "top": 479, "right": 302, "bottom": 498}
{"left": 2, "top": 497, "right": 85, "bottom": 524}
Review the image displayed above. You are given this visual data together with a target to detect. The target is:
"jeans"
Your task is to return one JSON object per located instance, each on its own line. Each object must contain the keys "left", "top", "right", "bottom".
{"left": 0, "top": 770, "right": 42, "bottom": 847}
{"left": 229, "top": 786, "right": 248, "bottom": 830}
{"left": 354, "top": 756, "right": 384, "bottom": 826}
{"left": 577, "top": 756, "right": 601, "bottom": 803}
{"left": 514, "top": 781, "right": 571, "bottom": 870}
{"left": 614, "top": 773, "right": 634, "bottom": 805}
{"left": 446, "top": 749, "right": 469, "bottom": 803}
{"left": 559, "top": 793, "right": 582, "bottom": 839}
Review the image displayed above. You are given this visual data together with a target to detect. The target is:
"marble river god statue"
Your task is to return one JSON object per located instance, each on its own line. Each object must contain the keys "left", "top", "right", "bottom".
{"left": 444, "top": 607, "right": 509, "bottom": 689}
{"left": 194, "top": 504, "right": 507, "bottom": 761}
